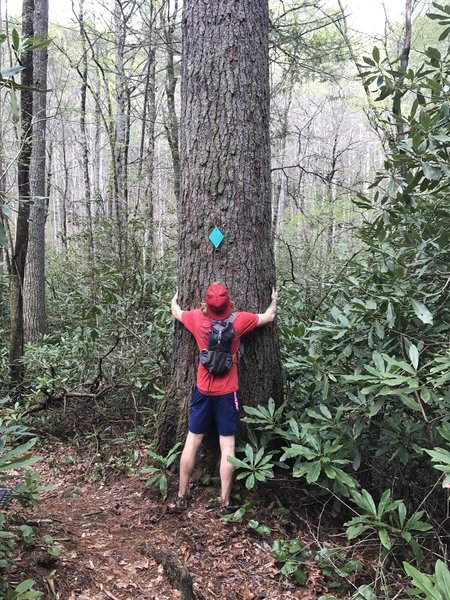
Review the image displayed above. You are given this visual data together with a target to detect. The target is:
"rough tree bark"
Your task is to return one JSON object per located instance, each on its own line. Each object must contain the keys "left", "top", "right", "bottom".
{"left": 136, "top": 8, "right": 156, "bottom": 265}
{"left": 0, "top": 0, "right": 5, "bottom": 278}
{"left": 9, "top": 0, "right": 34, "bottom": 383}
{"left": 393, "top": 0, "right": 413, "bottom": 143}
{"left": 162, "top": 1, "right": 181, "bottom": 206}
{"left": 156, "top": 0, "right": 283, "bottom": 454}
{"left": 113, "top": 0, "right": 127, "bottom": 249}
{"left": 78, "top": 0, "right": 94, "bottom": 257}
{"left": 23, "top": 0, "right": 49, "bottom": 344}
{"left": 272, "top": 79, "right": 294, "bottom": 250}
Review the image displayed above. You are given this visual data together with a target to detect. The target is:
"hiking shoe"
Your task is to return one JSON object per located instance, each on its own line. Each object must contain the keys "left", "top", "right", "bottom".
{"left": 216, "top": 503, "right": 243, "bottom": 518}
{"left": 175, "top": 496, "right": 189, "bottom": 511}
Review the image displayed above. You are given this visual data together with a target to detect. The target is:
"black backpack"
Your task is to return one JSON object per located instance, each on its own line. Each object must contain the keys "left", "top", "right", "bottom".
{"left": 199, "top": 313, "right": 236, "bottom": 375}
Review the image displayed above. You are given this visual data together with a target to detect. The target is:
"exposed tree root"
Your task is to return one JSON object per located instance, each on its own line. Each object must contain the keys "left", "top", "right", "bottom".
{"left": 140, "top": 543, "right": 196, "bottom": 600}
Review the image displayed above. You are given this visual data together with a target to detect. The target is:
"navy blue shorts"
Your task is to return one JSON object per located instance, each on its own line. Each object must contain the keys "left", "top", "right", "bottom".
{"left": 189, "top": 387, "right": 240, "bottom": 436}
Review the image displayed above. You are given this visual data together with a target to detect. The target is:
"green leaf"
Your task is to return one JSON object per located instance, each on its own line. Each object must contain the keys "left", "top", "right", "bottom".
{"left": 398, "top": 393, "right": 421, "bottom": 412}
{"left": 435, "top": 560, "right": 450, "bottom": 598}
{"left": 353, "top": 585, "right": 378, "bottom": 600}
{"left": 397, "top": 502, "right": 407, "bottom": 528}
{"left": 293, "top": 567, "right": 307, "bottom": 585}
{"left": 159, "top": 474, "right": 168, "bottom": 499}
{"left": 272, "top": 539, "right": 288, "bottom": 561}
{"left": 0, "top": 438, "right": 36, "bottom": 464}
{"left": 386, "top": 302, "right": 395, "bottom": 328}
{"left": 306, "top": 461, "right": 321, "bottom": 483}
{"left": 422, "top": 162, "right": 442, "bottom": 180}
{"left": 346, "top": 524, "right": 368, "bottom": 540}
{"left": 439, "top": 25, "right": 450, "bottom": 40}
{"left": 319, "top": 404, "right": 332, "bottom": 419}
{"left": 425, "top": 46, "right": 442, "bottom": 60}
{"left": 222, "top": 506, "right": 246, "bottom": 522}
{"left": 245, "top": 473, "right": 256, "bottom": 490}
{"left": 411, "top": 299, "right": 433, "bottom": 324}
{"left": 377, "top": 489, "right": 392, "bottom": 515}
{"left": 420, "top": 387, "right": 431, "bottom": 403}
{"left": 351, "top": 489, "right": 377, "bottom": 515}
{"left": 408, "top": 344, "right": 419, "bottom": 370}
{"left": 11, "top": 28, "right": 20, "bottom": 51}
{"left": 372, "top": 351, "right": 385, "bottom": 372}
{"left": 227, "top": 456, "right": 249, "bottom": 469}
{"left": 14, "top": 579, "right": 38, "bottom": 594}
{"left": 10, "top": 88, "right": 20, "bottom": 124}
{"left": 426, "top": 447, "right": 450, "bottom": 465}
{"left": 362, "top": 56, "right": 376, "bottom": 66}
{"left": 244, "top": 444, "right": 254, "bottom": 463}
{"left": 1, "top": 65, "right": 25, "bottom": 78}
{"left": 404, "top": 562, "right": 439, "bottom": 597}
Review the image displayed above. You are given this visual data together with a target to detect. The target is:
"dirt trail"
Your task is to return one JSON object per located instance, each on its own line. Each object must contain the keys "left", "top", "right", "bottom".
{"left": 8, "top": 443, "right": 314, "bottom": 599}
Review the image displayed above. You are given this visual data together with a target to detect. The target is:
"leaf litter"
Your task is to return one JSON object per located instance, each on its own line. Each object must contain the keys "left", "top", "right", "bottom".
{"left": 6, "top": 441, "right": 352, "bottom": 599}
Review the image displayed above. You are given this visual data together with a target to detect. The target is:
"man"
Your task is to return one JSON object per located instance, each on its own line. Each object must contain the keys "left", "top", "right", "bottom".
{"left": 170, "top": 282, "right": 278, "bottom": 510}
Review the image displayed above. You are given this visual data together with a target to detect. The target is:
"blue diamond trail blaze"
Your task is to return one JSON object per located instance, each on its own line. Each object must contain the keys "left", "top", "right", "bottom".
{"left": 209, "top": 227, "right": 224, "bottom": 249}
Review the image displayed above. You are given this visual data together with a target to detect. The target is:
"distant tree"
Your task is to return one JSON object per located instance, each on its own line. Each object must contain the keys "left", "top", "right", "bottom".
{"left": 0, "top": 1, "right": 6, "bottom": 277}
{"left": 9, "top": 0, "right": 35, "bottom": 384}
{"left": 23, "top": 0, "right": 49, "bottom": 343}
{"left": 161, "top": 0, "right": 180, "bottom": 206}
{"left": 156, "top": 0, "right": 283, "bottom": 453}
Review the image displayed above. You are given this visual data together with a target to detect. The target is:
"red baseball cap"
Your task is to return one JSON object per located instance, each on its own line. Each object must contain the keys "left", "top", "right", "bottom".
{"left": 205, "top": 283, "right": 232, "bottom": 320}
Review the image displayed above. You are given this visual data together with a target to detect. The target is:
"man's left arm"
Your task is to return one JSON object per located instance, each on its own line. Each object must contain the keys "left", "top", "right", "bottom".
{"left": 170, "top": 290, "right": 183, "bottom": 322}
{"left": 256, "top": 288, "right": 278, "bottom": 327}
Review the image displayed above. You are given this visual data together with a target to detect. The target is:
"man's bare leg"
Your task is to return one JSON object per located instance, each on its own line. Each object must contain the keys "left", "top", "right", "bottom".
{"left": 219, "top": 435, "right": 235, "bottom": 506}
{"left": 178, "top": 432, "right": 204, "bottom": 499}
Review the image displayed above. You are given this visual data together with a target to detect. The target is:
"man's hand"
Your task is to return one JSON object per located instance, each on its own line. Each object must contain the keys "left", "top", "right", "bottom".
{"left": 171, "top": 289, "right": 183, "bottom": 322}
{"left": 257, "top": 287, "right": 278, "bottom": 327}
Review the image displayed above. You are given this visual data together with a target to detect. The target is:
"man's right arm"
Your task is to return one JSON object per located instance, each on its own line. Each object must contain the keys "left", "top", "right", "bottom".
{"left": 256, "top": 288, "right": 278, "bottom": 327}
{"left": 170, "top": 290, "right": 183, "bottom": 322}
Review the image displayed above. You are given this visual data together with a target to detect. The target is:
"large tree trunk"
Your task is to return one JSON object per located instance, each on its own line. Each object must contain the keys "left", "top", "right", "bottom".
{"left": 156, "top": 0, "right": 283, "bottom": 454}
{"left": 9, "top": 0, "right": 34, "bottom": 384}
{"left": 24, "top": 0, "right": 48, "bottom": 344}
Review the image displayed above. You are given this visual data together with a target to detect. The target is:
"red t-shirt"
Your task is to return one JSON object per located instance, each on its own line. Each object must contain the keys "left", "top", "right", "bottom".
{"left": 181, "top": 309, "right": 259, "bottom": 395}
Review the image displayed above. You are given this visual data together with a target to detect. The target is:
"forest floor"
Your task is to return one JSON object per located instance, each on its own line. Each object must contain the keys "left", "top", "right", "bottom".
{"left": 6, "top": 440, "right": 371, "bottom": 600}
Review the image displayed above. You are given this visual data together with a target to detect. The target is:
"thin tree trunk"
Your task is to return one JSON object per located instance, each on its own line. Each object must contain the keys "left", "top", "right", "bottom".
{"left": 272, "top": 81, "right": 293, "bottom": 250}
{"left": 137, "top": 35, "right": 156, "bottom": 267}
{"left": 113, "top": 0, "right": 127, "bottom": 261}
{"left": 0, "top": 0, "right": 6, "bottom": 279}
{"left": 10, "top": 0, "right": 34, "bottom": 383}
{"left": 162, "top": 2, "right": 181, "bottom": 206}
{"left": 79, "top": 0, "right": 94, "bottom": 257}
{"left": 23, "top": 0, "right": 48, "bottom": 344}
{"left": 393, "top": 0, "right": 413, "bottom": 142}
{"left": 326, "top": 132, "right": 339, "bottom": 256}
{"left": 60, "top": 126, "right": 68, "bottom": 250}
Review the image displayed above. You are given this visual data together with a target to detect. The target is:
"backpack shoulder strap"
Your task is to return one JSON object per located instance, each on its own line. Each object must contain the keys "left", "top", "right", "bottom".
{"left": 212, "top": 313, "right": 235, "bottom": 327}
